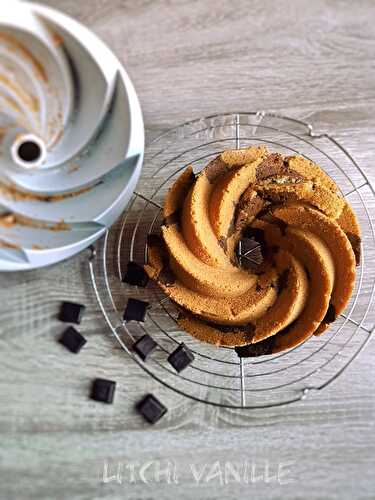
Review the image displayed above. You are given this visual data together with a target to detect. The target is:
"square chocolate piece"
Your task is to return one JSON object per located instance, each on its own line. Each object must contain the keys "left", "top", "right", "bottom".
{"left": 123, "top": 298, "right": 149, "bottom": 322}
{"left": 91, "top": 378, "right": 116, "bottom": 404}
{"left": 133, "top": 334, "right": 157, "bottom": 361}
{"left": 167, "top": 343, "right": 194, "bottom": 372}
{"left": 59, "top": 301, "right": 86, "bottom": 325}
{"left": 59, "top": 326, "right": 87, "bottom": 354}
{"left": 136, "top": 394, "right": 167, "bottom": 424}
{"left": 123, "top": 261, "right": 149, "bottom": 287}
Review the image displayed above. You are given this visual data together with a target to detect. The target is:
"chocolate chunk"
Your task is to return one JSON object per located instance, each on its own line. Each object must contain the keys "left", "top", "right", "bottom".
{"left": 346, "top": 232, "right": 361, "bottom": 266}
{"left": 59, "top": 302, "right": 86, "bottom": 325}
{"left": 238, "top": 238, "right": 263, "bottom": 270}
{"left": 239, "top": 228, "right": 267, "bottom": 267}
{"left": 123, "top": 261, "right": 149, "bottom": 287}
{"left": 91, "top": 378, "right": 116, "bottom": 404}
{"left": 239, "top": 236, "right": 262, "bottom": 255}
{"left": 242, "top": 227, "right": 265, "bottom": 244}
{"left": 256, "top": 153, "right": 286, "bottom": 180}
{"left": 204, "top": 157, "right": 231, "bottom": 183}
{"left": 136, "top": 394, "right": 167, "bottom": 424}
{"left": 235, "top": 336, "right": 275, "bottom": 357}
{"left": 245, "top": 195, "right": 266, "bottom": 216}
{"left": 238, "top": 191, "right": 266, "bottom": 217}
{"left": 123, "top": 298, "right": 149, "bottom": 322}
{"left": 59, "top": 326, "right": 87, "bottom": 354}
{"left": 167, "top": 343, "right": 194, "bottom": 372}
{"left": 133, "top": 334, "right": 157, "bottom": 361}
{"left": 323, "top": 303, "right": 336, "bottom": 324}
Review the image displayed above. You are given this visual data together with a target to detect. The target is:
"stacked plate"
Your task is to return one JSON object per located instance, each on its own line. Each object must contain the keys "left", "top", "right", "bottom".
{"left": 0, "top": 1, "right": 144, "bottom": 271}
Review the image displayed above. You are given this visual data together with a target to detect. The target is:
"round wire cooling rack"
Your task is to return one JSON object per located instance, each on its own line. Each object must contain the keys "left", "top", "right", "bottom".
{"left": 89, "top": 112, "right": 375, "bottom": 409}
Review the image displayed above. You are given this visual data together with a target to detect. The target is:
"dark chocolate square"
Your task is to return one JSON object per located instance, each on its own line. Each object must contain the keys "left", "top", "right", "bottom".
{"left": 136, "top": 394, "right": 167, "bottom": 424}
{"left": 133, "top": 334, "right": 157, "bottom": 361}
{"left": 91, "top": 378, "right": 116, "bottom": 404}
{"left": 59, "top": 326, "right": 87, "bottom": 353}
{"left": 59, "top": 301, "right": 86, "bottom": 324}
{"left": 123, "top": 298, "right": 149, "bottom": 322}
{"left": 123, "top": 261, "right": 149, "bottom": 287}
{"left": 167, "top": 343, "right": 194, "bottom": 373}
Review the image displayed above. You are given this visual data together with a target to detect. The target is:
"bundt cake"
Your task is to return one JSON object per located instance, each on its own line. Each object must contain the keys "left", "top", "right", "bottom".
{"left": 144, "top": 146, "right": 360, "bottom": 355}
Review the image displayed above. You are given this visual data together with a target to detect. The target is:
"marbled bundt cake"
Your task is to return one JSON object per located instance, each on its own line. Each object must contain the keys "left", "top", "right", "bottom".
{"left": 145, "top": 146, "right": 360, "bottom": 355}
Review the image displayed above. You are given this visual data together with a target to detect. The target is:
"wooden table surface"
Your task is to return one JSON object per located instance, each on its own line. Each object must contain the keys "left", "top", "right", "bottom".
{"left": 1, "top": 1, "right": 375, "bottom": 499}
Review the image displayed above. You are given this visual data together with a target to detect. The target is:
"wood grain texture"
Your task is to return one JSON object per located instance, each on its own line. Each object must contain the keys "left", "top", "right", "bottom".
{"left": 1, "top": 0, "right": 375, "bottom": 499}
